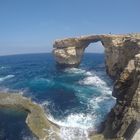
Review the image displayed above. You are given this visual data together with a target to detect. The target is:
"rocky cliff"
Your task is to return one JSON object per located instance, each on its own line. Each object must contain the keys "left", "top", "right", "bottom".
{"left": 53, "top": 33, "right": 140, "bottom": 139}
{"left": 102, "top": 54, "right": 140, "bottom": 139}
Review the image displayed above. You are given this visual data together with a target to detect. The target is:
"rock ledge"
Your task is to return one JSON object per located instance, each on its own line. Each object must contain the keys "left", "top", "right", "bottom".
{"left": 0, "top": 93, "right": 60, "bottom": 140}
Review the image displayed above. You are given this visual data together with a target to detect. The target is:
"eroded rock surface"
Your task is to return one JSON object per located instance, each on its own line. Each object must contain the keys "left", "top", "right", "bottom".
{"left": 53, "top": 34, "right": 140, "bottom": 79}
{"left": 0, "top": 93, "right": 60, "bottom": 140}
{"left": 102, "top": 54, "right": 140, "bottom": 139}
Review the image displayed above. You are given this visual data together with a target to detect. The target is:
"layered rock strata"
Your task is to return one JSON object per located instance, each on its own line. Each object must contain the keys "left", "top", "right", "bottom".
{"left": 102, "top": 54, "right": 140, "bottom": 140}
{"left": 0, "top": 93, "right": 60, "bottom": 140}
{"left": 53, "top": 33, "right": 140, "bottom": 139}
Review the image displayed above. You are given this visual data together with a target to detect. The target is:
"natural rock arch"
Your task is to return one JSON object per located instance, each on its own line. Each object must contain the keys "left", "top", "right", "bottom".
{"left": 53, "top": 34, "right": 140, "bottom": 79}
{"left": 53, "top": 33, "right": 140, "bottom": 139}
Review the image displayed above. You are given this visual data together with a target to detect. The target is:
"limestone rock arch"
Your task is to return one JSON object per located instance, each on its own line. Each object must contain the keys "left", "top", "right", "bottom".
{"left": 53, "top": 33, "right": 140, "bottom": 139}
{"left": 53, "top": 34, "right": 140, "bottom": 79}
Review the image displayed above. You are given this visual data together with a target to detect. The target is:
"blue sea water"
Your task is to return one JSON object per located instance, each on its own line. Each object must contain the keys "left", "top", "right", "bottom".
{"left": 0, "top": 108, "right": 37, "bottom": 140}
{"left": 0, "top": 53, "right": 115, "bottom": 140}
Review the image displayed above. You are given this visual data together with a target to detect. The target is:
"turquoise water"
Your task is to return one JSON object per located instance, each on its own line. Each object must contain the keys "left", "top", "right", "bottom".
{"left": 0, "top": 53, "right": 115, "bottom": 140}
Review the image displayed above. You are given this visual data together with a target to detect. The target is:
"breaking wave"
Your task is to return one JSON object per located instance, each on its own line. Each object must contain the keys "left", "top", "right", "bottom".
{"left": 0, "top": 75, "right": 15, "bottom": 82}
{"left": 64, "top": 68, "right": 86, "bottom": 74}
{"left": 41, "top": 68, "right": 115, "bottom": 140}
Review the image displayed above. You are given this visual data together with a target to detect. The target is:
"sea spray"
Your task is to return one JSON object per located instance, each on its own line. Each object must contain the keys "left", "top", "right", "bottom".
{"left": 41, "top": 67, "right": 115, "bottom": 140}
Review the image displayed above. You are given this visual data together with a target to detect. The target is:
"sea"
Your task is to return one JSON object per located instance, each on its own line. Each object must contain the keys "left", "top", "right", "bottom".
{"left": 0, "top": 53, "right": 115, "bottom": 140}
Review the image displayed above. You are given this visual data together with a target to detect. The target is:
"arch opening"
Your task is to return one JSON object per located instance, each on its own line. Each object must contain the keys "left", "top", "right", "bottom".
{"left": 81, "top": 41, "right": 105, "bottom": 69}
{"left": 85, "top": 41, "right": 104, "bottom": 54}
{"left": 79, "top": 41, "right": 110, "bottom": 99}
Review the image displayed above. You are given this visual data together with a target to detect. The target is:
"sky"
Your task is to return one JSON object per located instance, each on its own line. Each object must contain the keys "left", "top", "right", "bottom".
{"left": 0, "top": 0, "right": 140, "bottom": 55}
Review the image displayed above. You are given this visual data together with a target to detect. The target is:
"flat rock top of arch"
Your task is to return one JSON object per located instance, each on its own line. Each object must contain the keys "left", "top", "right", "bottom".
{"left": 53, "top": 33, "right": 140, "bottom": 48}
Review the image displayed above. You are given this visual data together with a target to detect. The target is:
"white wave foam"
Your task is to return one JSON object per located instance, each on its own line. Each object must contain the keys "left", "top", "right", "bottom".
{"left": 42, "top": 99, "right": 97, "bottom": 129}
{"left": 85, "top": 71, "right": 93, "bottom": 76}
{"left": 88, "top": 95, "right": 115, "bottom": 111}
{"left": 41, "top": 69, "right": 115, "bottom": 140}
{"left": 78, "top": 70, "right": 113, "bottom": 96}
{"left": 41, "top": 101, "right": 95, "bottom": 140}
{"left": 59, "top": 127, "right": 89, "bottom": 140}
{"left": 42, "top": 97, "right": 115, "bottom": 140}
{"left": 46, "top": 113, "right": 93, "bottom": 140}
{"left": 48, "top": 113, "right": 97, "bottom": 130}
{"left": 64, "top": 68, "right": 86, "bottom": 74}
{"left": 79, "top": 76, "right": 106, "bottom": 87}
{"left": 0, "top": 75, "right": 15, "bottom": 82}
{"left": 79, "top": 71, "right": 115, "bottom": 113}
{"left": 42, "top": 96, "right": 115, "bottom": 140}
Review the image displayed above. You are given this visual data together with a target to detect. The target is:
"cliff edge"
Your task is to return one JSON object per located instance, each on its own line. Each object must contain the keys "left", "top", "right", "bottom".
{"left": 102, "top": 54, "right": 140, "bottom": 140}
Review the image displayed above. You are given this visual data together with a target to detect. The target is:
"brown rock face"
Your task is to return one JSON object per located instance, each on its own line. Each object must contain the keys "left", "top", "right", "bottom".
{"left": 103, "top": 54, "right": 140, "bottom": 139}
{"left": 53, "top": 34, "right": 140, "bottom": 79}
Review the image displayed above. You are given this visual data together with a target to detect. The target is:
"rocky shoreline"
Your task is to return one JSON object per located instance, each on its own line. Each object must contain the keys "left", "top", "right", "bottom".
{"left": 53, "top": 33, "right": 140, "bottom": 140}
{"left": 0, "top": 93, "right": 60, "bottom": 140}
{"left": 0, "top": 33, "right": 139, "bottom": 140}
